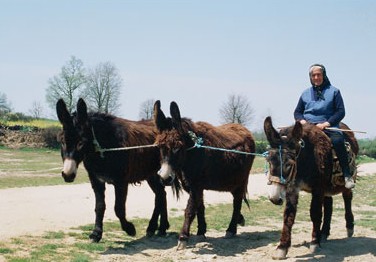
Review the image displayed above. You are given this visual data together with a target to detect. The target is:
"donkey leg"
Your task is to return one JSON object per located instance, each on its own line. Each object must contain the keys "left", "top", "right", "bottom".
{"left": 321, "top": 196, "right": 333, "bottom": 242}
{"left": 177, "top": 190, "right": 200, "bottom": 250}
{"left": 342, "top": 189, "right": 354, "bottom": 237}
{"left": 225, "top": 189, "right": 243, "bottom": 238}
{"left": 146, "top": 176, "right": 169, "bottom": 237}
{"left": 196, "top": 192, "right": 207, "bottom": 237}
{"left": 309, "top": 192, "right": 324, "bottom": 252}
{"left": 114, "top": 183, "right": 136, "bottom": 236}
{"left": 89, "top": 179, "right": 106, "bottom": 242}
{"left": 273, "top": 189, "right": 299, "bottom": 260}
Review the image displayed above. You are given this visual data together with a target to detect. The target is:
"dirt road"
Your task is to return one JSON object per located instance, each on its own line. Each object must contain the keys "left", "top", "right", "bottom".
{"left": 1, "top": 163, "right": 375, "bottom": 242}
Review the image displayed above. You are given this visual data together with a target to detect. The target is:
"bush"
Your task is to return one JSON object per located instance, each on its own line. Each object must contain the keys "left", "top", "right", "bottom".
{"left": 41, "top": 126, "right": 61, "bottom": 149}
{"left": 358, "top": 138, "right": 376, "bottom": 159}
{"left": 255, "top": 140, "right": 269, "bottom": 154}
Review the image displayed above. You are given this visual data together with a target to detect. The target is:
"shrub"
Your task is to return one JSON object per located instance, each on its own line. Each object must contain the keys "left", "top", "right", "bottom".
{"left": 41, "top": 126, "right": 61, "bottom": 149}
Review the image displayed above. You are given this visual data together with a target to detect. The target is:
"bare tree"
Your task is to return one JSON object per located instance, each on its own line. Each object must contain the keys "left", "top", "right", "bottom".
{"left": 139, "top": 99, "right": 155, "bottom": 120}
{"left": 0, "top": 92, "right": 11, "bottom": 114}
{"left": 219, "top": 93, "right": 254, "bottom": 127}
{"left": 29, "top": 101, "right": 44, "bottom": 119}
{"left": 84, "top": 62, "right": 122, "bottom": 114}
{"left": 45, "top": 56, "right": 86, "bottom": 113}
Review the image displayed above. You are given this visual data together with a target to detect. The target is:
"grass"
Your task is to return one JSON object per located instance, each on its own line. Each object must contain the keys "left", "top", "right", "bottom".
{"left": 0, "top": 147, "right": 89, "bottom": 189}
{"left": 1, "top": 173, "right": 375, "bottom": 261}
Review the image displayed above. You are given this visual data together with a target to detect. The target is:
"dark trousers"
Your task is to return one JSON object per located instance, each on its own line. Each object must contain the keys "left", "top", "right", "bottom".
{"left": 325, "top": 131, "right": 351, "bottom": 177}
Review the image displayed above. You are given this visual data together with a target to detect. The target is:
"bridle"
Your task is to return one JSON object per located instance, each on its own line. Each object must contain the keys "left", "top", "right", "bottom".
{"left": 267, "top": 139, "right": 305, "bottom": 185}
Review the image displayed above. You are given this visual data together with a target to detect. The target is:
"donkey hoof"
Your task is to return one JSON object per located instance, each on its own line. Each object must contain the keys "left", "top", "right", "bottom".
{"left": 146, "top": 231, "right": 155, "bottom": 238}
{"left": 321, "top": 234, "right": 328, "bottom": 243}
{"left": 177, "top": 240, "right": 187, "bottom": 250}
{"left": 89, "top": 231, "right": 102, "bottom": 243}
{"left": 157, "top": 230, "right": 167, "bottom": 237}
{"left": 238, "top": 215, "right": 245, "bottom": 226}
{"left": 347, "top": 228, "right": 354, "bottom": 237}
{"left": 224, "top": 231, "right": 236, "bottom": 238}
{"left": 310, "top": 243, "right": 320, "bottom": 253}
{"left": 124, "top": 222, "right": 136, "bottom": 236}
{"left": 272, "top": 248, "right": 287, "bottom": 260}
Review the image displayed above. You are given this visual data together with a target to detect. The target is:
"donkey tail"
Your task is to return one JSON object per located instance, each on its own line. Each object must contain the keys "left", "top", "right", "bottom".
{"left": 243, "top": 196, "right": 251, "bottom": 210}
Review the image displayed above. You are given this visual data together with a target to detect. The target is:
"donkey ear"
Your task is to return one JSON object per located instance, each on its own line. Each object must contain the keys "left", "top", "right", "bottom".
{"left": 292, "top": 120, "right": 303, "bottom": 141}
{"left": 264, "top": 116, "right": 281, "bottom": 147}
{"left": 56, "top": 99, "right": 72, "bottom": 125}
{"left": 170, "top": 101, "right": 182, "bottom": 130}
{"left": 153, "top": 100, "right": 168, "bottom": 131}
{"left": 76, "top": 98, "right": 88, "bottom": 124}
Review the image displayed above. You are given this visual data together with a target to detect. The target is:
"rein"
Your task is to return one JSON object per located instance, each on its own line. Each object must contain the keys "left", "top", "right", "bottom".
{"left": 91, "top": 127, "right": 157, "bottom": 158}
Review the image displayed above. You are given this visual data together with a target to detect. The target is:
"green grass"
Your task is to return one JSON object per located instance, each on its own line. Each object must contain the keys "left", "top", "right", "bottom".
{"left": 0, "top": 147, "right": 89, "bottom": 189}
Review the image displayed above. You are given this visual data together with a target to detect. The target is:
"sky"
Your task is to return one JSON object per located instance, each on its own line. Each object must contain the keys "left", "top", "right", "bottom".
{"left": 1, "top": 0, "right": 375, "bottom": 138}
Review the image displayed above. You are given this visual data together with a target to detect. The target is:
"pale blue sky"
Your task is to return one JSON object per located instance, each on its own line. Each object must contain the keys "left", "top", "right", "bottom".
{"left": 1, "top": 0, "right": 375, "bottom": 138}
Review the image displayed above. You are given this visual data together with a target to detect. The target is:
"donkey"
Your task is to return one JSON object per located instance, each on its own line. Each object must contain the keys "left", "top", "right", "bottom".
{"left": 264, "top": 116, "right": 358, "bottom": 259}
{"left": 56, "top": 98, "right": 179, "bottom": 242}
{"left": 153, "top": 100, "right": 256, "bottom": 249}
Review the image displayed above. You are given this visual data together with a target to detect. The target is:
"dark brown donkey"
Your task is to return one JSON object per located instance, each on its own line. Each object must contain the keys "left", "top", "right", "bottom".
{"left": 56, "top": 98, "right": 179, "bottom": 242}
{"left": 264, "top": 116, "right": 358, "bottom": 259}
{"left": 153, "top": 101, "right": 256, "bottom": 249}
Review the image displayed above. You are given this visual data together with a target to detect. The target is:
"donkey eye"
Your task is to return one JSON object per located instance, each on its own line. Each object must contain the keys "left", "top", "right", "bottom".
{"left": 77, "top": 141, "right": 84, "bottom": 150}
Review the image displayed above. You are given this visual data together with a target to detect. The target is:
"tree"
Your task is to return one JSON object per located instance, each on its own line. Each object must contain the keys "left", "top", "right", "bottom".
{"left": 139, "top": 99, "right": 155, "bottom": 120}
{"left": 84, "top": 62, "right": 122, "bottom": 114}
{"left": 219, "top": 93, "right": 254, "bottom": 127}
{"left": 29, "top": 101, "right": 44, "bottom": 119}
{"left": 0, "top": 92, "right": 11, "bottom": 114}
{"left": 46, "top": 56, "right": 86, "bottom": 113}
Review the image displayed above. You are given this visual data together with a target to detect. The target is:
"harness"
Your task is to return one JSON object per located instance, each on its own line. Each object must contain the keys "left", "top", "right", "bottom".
{"left": 266, "top": 139, "right": 305, "bottom": 185}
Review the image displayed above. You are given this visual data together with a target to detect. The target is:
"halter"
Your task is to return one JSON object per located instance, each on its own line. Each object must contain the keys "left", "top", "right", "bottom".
{"left": 267, "top": 139, "right": 304, "bottom": 185}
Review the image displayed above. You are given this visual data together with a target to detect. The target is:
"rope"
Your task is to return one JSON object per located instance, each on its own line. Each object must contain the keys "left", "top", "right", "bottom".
{"left": 91, "top": 127, "right": 157, "bottom": 158}
{"left": 186, "top": 131, "right": 268, "bottom": 158}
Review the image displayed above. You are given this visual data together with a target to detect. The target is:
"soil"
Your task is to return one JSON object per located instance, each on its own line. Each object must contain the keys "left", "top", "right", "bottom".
{"left": 1, "top": 163, "right": 376, "bottom": 261}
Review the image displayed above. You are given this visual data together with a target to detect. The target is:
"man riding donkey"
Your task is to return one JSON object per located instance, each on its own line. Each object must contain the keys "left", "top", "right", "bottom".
{"left": 294, "top": 63, "right": 355, "bottom": 189}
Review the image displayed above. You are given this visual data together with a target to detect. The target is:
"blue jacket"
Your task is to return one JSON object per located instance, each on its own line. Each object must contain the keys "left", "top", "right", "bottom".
{"left": 294, "top": 85, "right": 345, "bottom": 127}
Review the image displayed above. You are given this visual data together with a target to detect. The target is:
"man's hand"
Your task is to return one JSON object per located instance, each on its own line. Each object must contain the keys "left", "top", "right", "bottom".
{"left": 316, "top": 122, "right": 330, "bottom": 130}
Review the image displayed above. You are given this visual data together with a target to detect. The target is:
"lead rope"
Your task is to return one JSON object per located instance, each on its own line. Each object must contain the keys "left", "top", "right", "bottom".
{"left": 92, "top": 127, "right": 157, "bottom": 159}
{"left": 186, "top": 131, "right": 268, "bottom": 158}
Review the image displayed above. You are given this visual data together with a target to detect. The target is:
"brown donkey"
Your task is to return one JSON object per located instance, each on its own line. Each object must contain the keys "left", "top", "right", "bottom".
{"left": 56, "top": 98, "right": 180, "bottom": 242}
{"left": 264, "top": 116, "right": 358, "bottom": 259}
{"left": 153, "top": 100, "right": 256, "bottom": 249}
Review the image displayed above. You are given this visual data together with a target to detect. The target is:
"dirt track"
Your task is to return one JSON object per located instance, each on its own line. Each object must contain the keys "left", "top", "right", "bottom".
{"left": 0, "top": 169, "right": 271, "bottom": 241}
{"left": 1, "top": 163, "right": 376, "bottom": 261}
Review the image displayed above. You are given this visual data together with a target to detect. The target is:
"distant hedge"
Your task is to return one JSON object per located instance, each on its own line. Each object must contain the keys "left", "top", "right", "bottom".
{"left": 41, "top": 126, "right": 61, "bottom": 149}
{"left": 358, "top": 138, "right": 376, "bottom": 159}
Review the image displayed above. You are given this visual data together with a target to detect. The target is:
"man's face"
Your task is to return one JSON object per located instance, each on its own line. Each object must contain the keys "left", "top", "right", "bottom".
{"left": 310, "top": 67, "right": 324, "bottom": 87}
